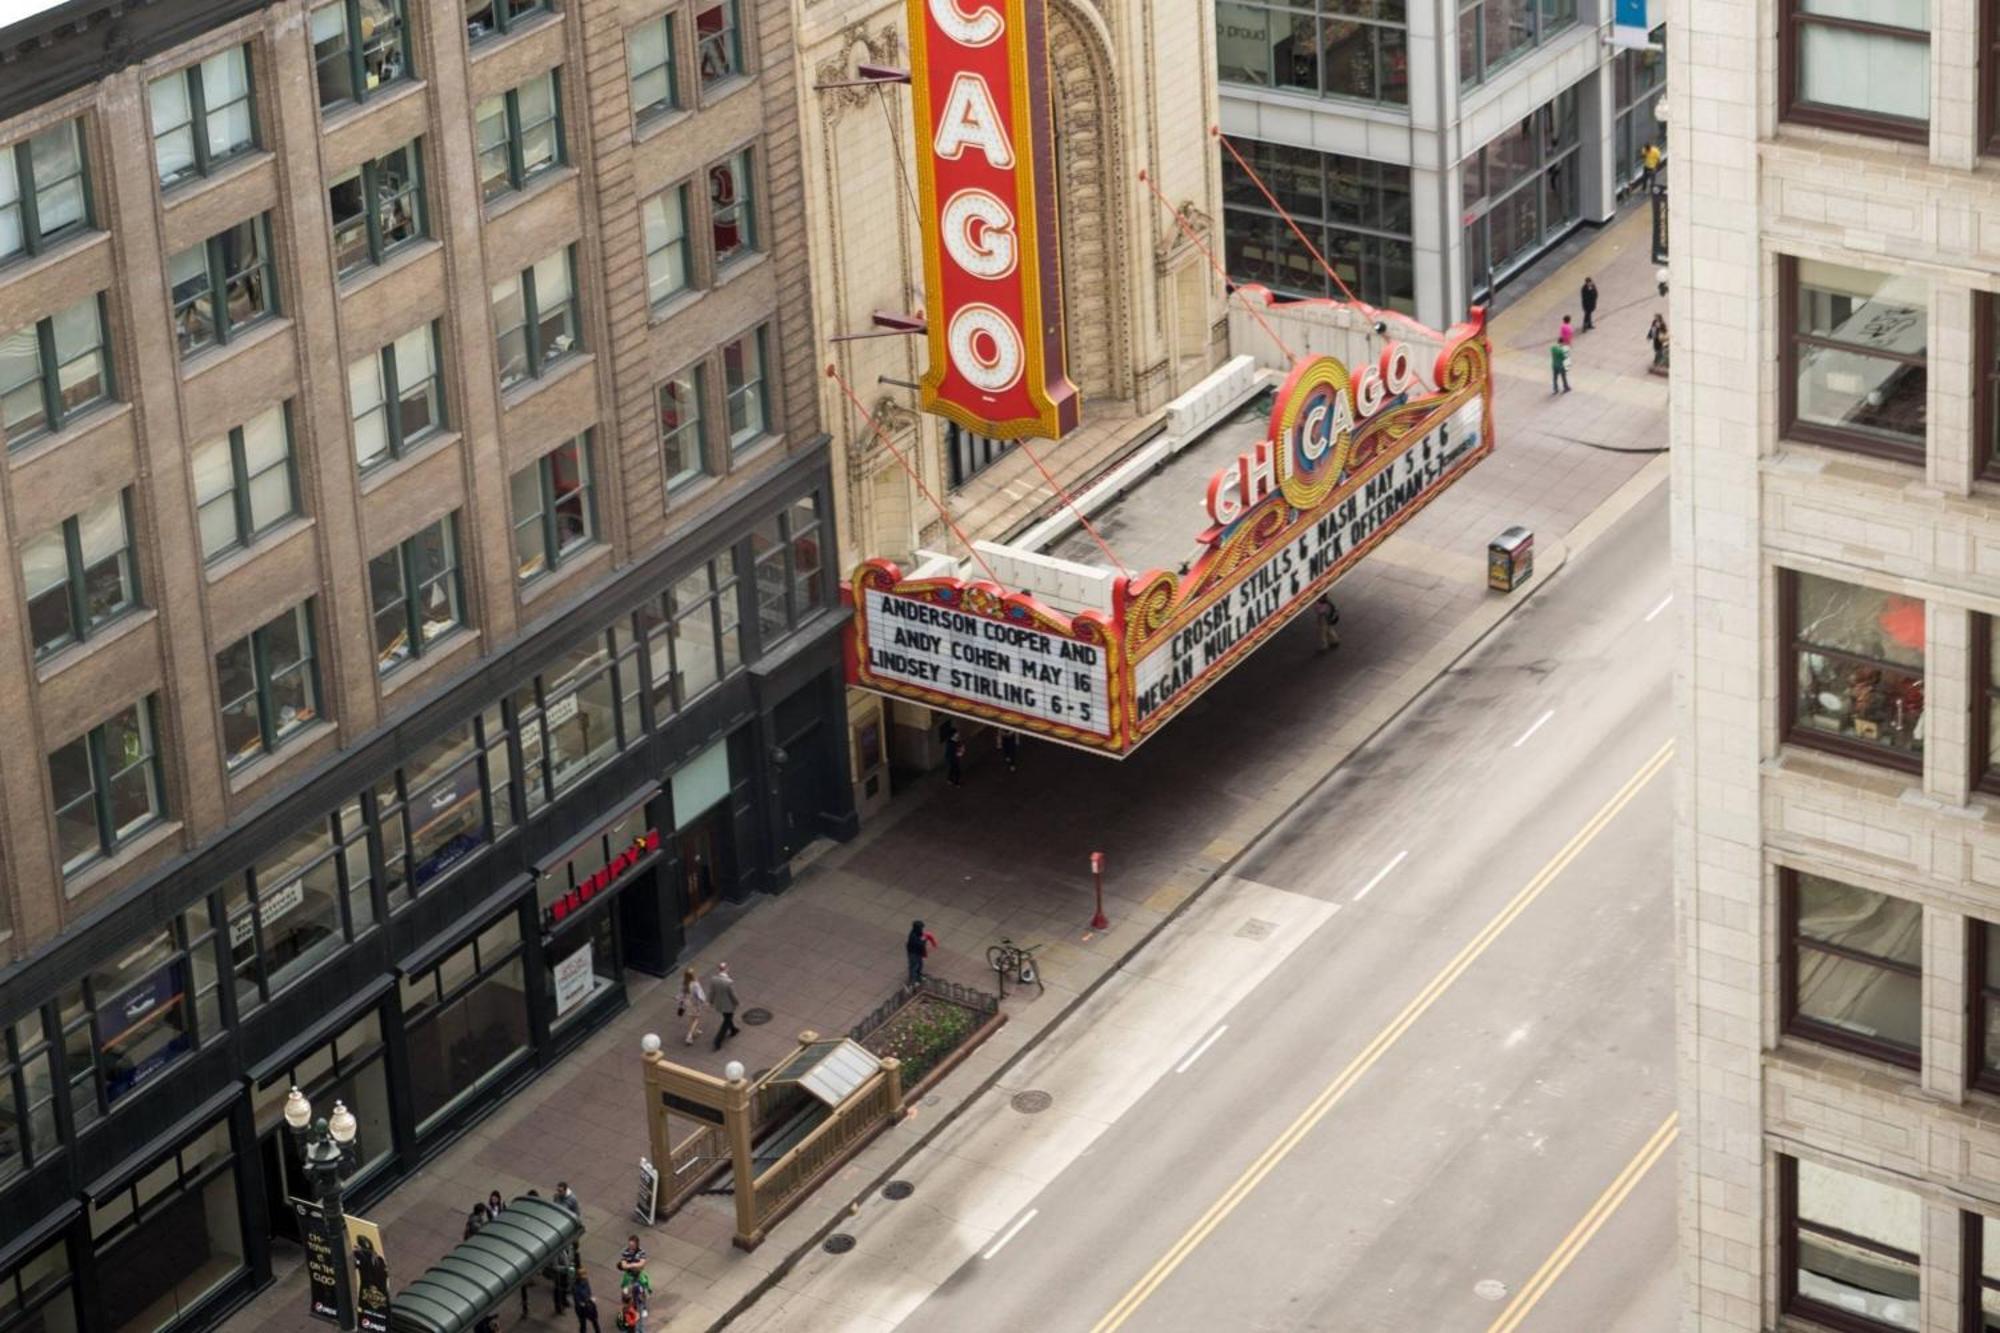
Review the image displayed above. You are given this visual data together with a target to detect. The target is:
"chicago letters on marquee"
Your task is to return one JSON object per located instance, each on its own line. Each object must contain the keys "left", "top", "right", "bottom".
{"left": 907, "top": 0, "right": 1079, "bottom": 440}
{"left": 845, "top": 310, "right": 1497, "bottom": 757}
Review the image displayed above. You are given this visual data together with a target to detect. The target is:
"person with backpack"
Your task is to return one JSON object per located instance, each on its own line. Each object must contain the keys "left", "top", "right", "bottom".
{"left": 906, "top": 920, "right": 939, "bottom": 985}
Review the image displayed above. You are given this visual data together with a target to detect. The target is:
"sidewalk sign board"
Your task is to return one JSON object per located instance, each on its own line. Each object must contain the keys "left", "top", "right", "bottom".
{"left": 635, "top": 1157, "right": 659, "bottom": 1225}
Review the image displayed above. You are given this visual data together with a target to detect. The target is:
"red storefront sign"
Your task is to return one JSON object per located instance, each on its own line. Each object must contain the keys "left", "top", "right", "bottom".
{"left": 546, "top": 829, "right": 661, "bottom": 928}
{"left": 908, "top": 0, "right": 1079, "bottom": 440}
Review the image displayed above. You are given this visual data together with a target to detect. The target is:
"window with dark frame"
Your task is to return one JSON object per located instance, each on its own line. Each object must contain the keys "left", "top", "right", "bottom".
{"left": 192, "top": 402, "right": 297, "bottom": 561}
{"left": 1784, "top": 569, "right": 1926, "bottom": 769}
{"left": 1783, "top": 0, "right": 1929, "bottom": 139}
{"left": 723, "top": 325, "right": 768, "bottom": 448}
{"left": 1458, "top": 0, "right": 1578, "bottom": 88}
{"left": 0, "top": 1010, "right": 59, "bottom": 1187}
{"left": 48, "top": 695, "right": 165, "bottom": 877}
{"left": 646, "top": 553, "right": 741, "bottom": 712}
{"left": 749, "top": 497, "right": 825, "bottom": 648}
{"left": 510, "top": 435, "right": 595, "bottom": 583}
{"left": 0, "top": 293, "right": 113, "bottom": 448}
{"left": 1780, "top": 1153, "right": 1922, "bottom": 1332}
{"left": 329, "top": 140, "right": 424, "bottom": 275}
{"left": 1783, "top": 256, "right": 1927, "bottom": 462}
{"left": 709, "top": 147, "right": 756, "bottom": 268}
{"left": 374, "top": 712, "right": 509, "bottom": 909}
{"left": 1781, "top": 869, "right": 1921, "bottom": 1067}
{"left": 216, "top": 602, "right": 321, "bottom": 770}
{"left": 22, "top": 489, "right": 138, "bottom": 660}
{"left": 87, "top": 1116, "right": 247, "bottom": 1326}
{"left": 400, "top": 911, "right": 529, "bottom": 1132}
{"left": 0, "top": 117, "right": 91, "bottom": 264}
{"left": 312, "top": 0, "right": 411, "bottom": 109}
{"left": 349, "top": 323, "right": 444, "bottom": 471}
{"left": 252, "top": 1009, "right": 393, "bottom": 1195}
{"left": 1965, "top": 1211, "right": 2000, "bottom": 1332}
{"left": 629, "top": 14, "right": 680, "bottom": 122}
{"left": 696, "top": 0, "right": 746, "bottom": 89}
{"left": 946, "top": 421, "right": 1017, "bottom": 488}
{"left": 491, "top": 247, "right": 579, "bottom": 391}
{"left": 658, "top": 366, "right": 708, "bottom": 491}
{"left": 475, "top": 70, "right": 563, "bottom": 203}
{"left": 643, "top": 184, "right": 690, "bottom": 308}
{"left": 1215, "top": 0, "right": 1411, "bottom": 106}
{"left": 1220, "top": 139, "right": 1417, "bottom": 314}
{"left": 149, "top": 47, "right": 256, "bottom": 188}
{"left": 220, "top": 801, "right": 369, "bottom": 1009}
{"left": 169, "top": 216, "right": 278, "bottom": 358}
{"left": 62, "top": 933, "right": 205, "bottom": 1118}
{"left": 466, "top": 0, "right": 547, "bottom": 43}
{"left": 1968, "top": 921, "right": 2000, "bottom": 1094}
{"left": 368, "top": 514, "right": 465, "bottom": 674}
{"left": 0, "top": 1235, "right": 76, "bottom": 1330}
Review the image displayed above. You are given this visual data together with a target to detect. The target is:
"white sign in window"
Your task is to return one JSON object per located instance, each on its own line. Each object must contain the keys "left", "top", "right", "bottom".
{"left": 553, "top": 942, "right": 595, "bottom": 1018}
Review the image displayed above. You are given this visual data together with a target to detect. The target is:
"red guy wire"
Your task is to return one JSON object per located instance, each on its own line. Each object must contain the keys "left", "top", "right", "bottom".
{"left": 1137, "top": 167, "right": 1297, "bottom": 364}
{"left": 827, "top": 364, "right": 1002, "bottom": 586}
{"left": 1012, "top": 437, "right": 1130, "bottom": 578}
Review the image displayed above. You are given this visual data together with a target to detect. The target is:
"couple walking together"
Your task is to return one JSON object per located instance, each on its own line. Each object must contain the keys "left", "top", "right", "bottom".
{"left": 677, "top": 962, "right": 741, "bottom": 1050}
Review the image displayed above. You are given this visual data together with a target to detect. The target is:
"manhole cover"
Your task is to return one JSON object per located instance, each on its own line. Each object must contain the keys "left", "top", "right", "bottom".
{"left": 1474, "top": 1279, "right": 1509, "bottom": 1301}
{"left": 823, "top": 1234, "right": 856, "bottom": 1255}
{"left": 923, "top": 1094, "right": 940, "bottom": 1107}
{"left": 882, "top": 1180, "right": 915, "bottom": 1200}
{"left": 1010, "top": 1090, "right": 1054, "bottom": 1114}
{"left": 1235, "top": 918, "right": 1278, "bottom": 941}
{"left": 740, "top": 1007, "right": 773, "bottom": 1026}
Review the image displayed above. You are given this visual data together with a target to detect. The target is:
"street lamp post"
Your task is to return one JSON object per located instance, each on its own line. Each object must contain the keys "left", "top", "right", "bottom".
{"left": 284, "top": 1087, "right": 361, "bottom": 1332}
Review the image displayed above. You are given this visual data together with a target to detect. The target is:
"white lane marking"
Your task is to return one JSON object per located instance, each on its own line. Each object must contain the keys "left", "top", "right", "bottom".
{"left": 1512, "top": 709, "right": 1555, "bottom": 748}
{"left": 1175, "top": 1024, "right": 1230, "bottom": 1075}
{"left": 984, "top": 1208, "right": 1038, "bottom": 1260}
{"left": 1644, "top": 593, "right": 1673, "bottom": 623}
{"left": 1353, "top": 850, "right": 1408, "bottom": 902}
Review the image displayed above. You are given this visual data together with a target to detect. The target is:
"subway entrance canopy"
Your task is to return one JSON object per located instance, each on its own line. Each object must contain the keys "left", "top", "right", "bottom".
{"left": 388, "top": 1196, "right": 580, "bottom": 1333}
{"left": 843, "top": 297, "right": 1497, "bottom": 758}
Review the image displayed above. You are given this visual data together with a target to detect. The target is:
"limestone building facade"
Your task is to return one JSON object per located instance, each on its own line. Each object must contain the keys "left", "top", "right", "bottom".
{"left": 794, "top": 0, "right": 1229, "bottom": 811}
{"left": 1672, "top": 0, "right": 2000, "bottom": 1326}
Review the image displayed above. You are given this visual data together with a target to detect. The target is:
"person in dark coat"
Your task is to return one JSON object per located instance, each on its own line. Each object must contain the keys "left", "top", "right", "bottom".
{"left": 1580, "top": 277, "right": 1599, "bottom": 331}
{"left": 940, "top": 718, "right": 963, "bottom": 786}
{"left": 1000, "top": 731, "right": 1019, "bottom": 772}
{"left": 463, "top": 1203, "right": 490, "bottom": 1241}
{"left": 573, "top": 1264, "right": 602, "bottom": 1333}
{"left": 707, "top": 965, "right": 740, "bottom": 1050}
{"left": 906, "top": 920, "right": 939, "bottom": 985}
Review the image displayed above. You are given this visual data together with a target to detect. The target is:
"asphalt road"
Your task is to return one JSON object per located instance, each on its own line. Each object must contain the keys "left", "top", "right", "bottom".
{"left": 899, "top": 479, "right": 1675, "bottom": 1332}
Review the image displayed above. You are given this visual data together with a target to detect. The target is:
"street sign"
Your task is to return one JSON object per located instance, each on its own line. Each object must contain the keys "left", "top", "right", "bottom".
{"left": 297, "top": 1203, "right": 340, "bottom": 1324}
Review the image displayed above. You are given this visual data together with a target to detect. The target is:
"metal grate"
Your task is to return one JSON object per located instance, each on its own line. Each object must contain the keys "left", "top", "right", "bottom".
{"left": 823, "top": 1234, "right": 857, "bottom": 1255}
{"left": 741, "top": 1007, "right": 773, "bottom": 1026}
{"left": 882, "top": 1180, "right": 915, "bottom": 1201}
{"left": 1010, "top": 1090, "right": 1053, "bottom": 1114}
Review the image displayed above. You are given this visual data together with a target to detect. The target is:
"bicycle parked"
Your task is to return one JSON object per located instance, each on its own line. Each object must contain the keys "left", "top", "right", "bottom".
{"left": 987, "top": 937, "right": 1045, "bottom": 996}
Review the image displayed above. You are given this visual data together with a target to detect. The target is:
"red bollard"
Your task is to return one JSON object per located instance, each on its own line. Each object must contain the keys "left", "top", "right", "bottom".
{"left": 1090, "top": 851, "right": 1109, "bottom": 930}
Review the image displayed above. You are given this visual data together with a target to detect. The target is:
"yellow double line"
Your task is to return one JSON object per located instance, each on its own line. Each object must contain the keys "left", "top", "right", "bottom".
{"left": 1090, "top": 738, "right": 1674, "bottom": 1333}
{"left": 1485, "top": 1111, "right": 1679, "bottom": 1333}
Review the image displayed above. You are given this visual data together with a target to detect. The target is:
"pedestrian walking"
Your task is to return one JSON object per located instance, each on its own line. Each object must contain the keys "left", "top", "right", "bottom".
{"left": 1314, "top": 595, "right": 1340, "bottom": 652}
{"left": 1550, "top": 340, "right": 1572, "bottom": 394}
{"left": 708, "top": 963, "right": 740, "bottom": 1050}
{"left": 487, "top": 1190, "right": 505, "bottom": 1218}
{"left": 1642, "top": 141, "right": 1662, "bottom": 191}
{"left": 1580, "top": 277, "right": 1598, "bottom": 331}
{"left": 554, "top": 1180, "right": 581, "bottom": 1219}
{"left": 906, "top": 920, "right": 939, "bottom": 985}
{"left": 940, "top": 717, "right": 964, "bottom": 786}
{"left": 463, "top": 1202, "right": 489, "bottom": 1241}
{"left": 999, "top": 730, "right": 1019, "bottom": 772}
{"left": 573, "top": 1265, "right": 602, "bottom": 1333}
{"left": 677, "top": 965, "right": 707, "bottom": 1045}
{"left": 1558, "top": 314, "right": 1574, "bottom": 346}
{"left": 1647, "top": 313, "right": 1670, "bottom": 369}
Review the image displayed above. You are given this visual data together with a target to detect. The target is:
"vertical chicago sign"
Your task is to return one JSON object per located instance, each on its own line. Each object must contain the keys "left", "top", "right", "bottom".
{"left": 908, "top": 0, "right": 1080, "bottom": 440}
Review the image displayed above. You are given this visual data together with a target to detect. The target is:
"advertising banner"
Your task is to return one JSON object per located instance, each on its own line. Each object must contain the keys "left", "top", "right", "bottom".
{"left": 844, "top": 311, "right": 1495, "bottom": 756}
{"left": 908, "top": 0, "right": 1079, "bottom": 440}
{"left": 348, "top": 1215, "right": 390, "bottom": 1333}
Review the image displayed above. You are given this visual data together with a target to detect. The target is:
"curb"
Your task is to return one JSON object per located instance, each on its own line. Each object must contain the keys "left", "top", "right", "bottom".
{"left": 708, "top": 461, "right": 1667, "bottom": 1329}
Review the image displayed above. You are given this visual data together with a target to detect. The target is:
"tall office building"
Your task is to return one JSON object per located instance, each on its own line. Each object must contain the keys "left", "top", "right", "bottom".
{"left": 1216, "top": 0, "right": 1667, "bottom": 328}
{"left": 0, "top": 1, "right": 853, "bottom": 1328}
{"left": 1672, "top": 0, "right": 2000, "bottom": 1326}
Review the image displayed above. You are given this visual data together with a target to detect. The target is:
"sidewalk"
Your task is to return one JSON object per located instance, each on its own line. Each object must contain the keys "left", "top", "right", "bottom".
{"left": 225, "top": 208, "right": 1668, "bottom": 1333}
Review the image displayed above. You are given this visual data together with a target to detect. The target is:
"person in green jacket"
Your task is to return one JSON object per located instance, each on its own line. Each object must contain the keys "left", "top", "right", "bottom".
{"left": 1550, "top": 339, "right": 1571, "bottom": 394}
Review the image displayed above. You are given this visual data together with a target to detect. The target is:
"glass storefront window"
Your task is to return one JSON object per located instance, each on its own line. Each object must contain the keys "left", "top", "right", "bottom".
{"left": 1220, "top": 139, "right": 1416, "bottom": 313}
{"left": 0, "top": 1237, "right": 79, "bottom": 1333}
{"left": 479, "top": 706, "right": 516, "bottom": 840}
{"left": 403, "top": 723, "right": 488, "bottom": 891}
{"left": 1462, "top": 89, "right": 1585, "bottom": 298}
{"left": 0, "top": 1009, "right": 58, "bottom": 1186}
{"left": 511, "top": 684, "right": 548, "bottom": 818}
{"left": 402, "top": 914, "right": 529, "bottom": 1134}
{"left": 1787, "top": 570, "right": 1925, "bottom": 765}
{"left": 83, "top": 926, "right": 194, "bottom": 1108}
{"left": 661, "top": 555, "right": 740, "bottom": 707}
{"left": 550, "top": 911, "right": 618, "bottom": 1030}
{"left": 255, "top": 1010, "right": 393, "bottom": 1197}
{"left": 543, "top": 637, "right": 618, "bottom": 795}
{"left": 92, "top": 1116, "right": 246, "bottom": 1333}
{"left": 537, "top": 805, "right": 650, "bottom": 924}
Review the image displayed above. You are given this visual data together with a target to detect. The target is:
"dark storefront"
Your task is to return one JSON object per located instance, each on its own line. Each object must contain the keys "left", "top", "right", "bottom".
{"left": 0, "top": 449, "right": 854, "bottom": 1333}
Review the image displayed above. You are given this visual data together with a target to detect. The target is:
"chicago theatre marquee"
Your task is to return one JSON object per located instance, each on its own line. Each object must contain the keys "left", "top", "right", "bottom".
{"left": 805, "top": 0, "right": 1495, "bottom": 774}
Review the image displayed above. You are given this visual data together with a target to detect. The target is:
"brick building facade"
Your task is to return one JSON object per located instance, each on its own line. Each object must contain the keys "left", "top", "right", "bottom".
{"left": 1672, "top": 0, "right": 2000, "bottom": 1325}
{"left": 0, "top": 1, "right": 855, "bottom": 1328}
{"left": 794, "top": 0, "right": 1229, "bottom": 810}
